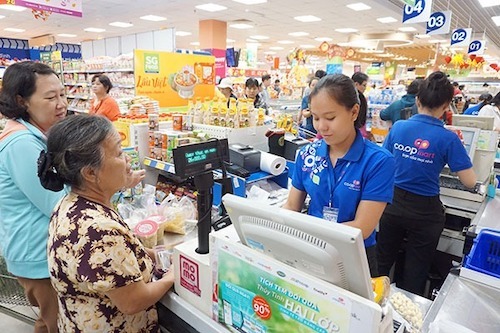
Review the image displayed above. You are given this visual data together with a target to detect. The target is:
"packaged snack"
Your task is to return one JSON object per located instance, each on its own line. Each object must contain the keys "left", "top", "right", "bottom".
{"left": 134, "top": 220, "right": 158, "bottom": 248}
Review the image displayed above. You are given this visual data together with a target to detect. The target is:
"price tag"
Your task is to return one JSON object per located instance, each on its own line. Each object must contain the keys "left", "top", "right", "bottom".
{"left": 426, "top": 11, "right": 451, "bottom": 35}
{"left": 450, "top": 28, "right": 472, "bottom": 47}
{"left": 468, "top": 40, "right": 486, "bottom": 55}
{"left": 402, "top": 0, "right": 432, "bottom": 24}
{"left": 156, "top": 162, "right": 165, "bottom": 170}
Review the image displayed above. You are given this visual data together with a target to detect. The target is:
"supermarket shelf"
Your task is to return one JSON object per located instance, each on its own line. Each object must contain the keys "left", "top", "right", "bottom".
{"left": 68, "top": 107, "right": 88, "bottom": 113}
{"left": 143, "top": 157, "right": 176, "bottom": 174}
{"left": 63, "top": 68, "right": 134, "bottom": 73}
{"left": 65, "top": 82, "right": 88, "bottom": 86}
{"left": 67, "top": 95, "right": 90, "bottom": 100}
{"left": 116, "top": 84, "right": 135, "bottom": 89}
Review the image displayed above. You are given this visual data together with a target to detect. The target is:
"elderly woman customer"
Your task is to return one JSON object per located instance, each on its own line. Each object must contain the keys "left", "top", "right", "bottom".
{"left": 39, "top": 115, "right": 173, "bottom": 332}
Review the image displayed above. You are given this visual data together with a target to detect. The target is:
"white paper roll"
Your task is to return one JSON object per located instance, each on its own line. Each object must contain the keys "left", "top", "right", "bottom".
{"left": 260, "top": 152, "right": 286, "bottom": 176}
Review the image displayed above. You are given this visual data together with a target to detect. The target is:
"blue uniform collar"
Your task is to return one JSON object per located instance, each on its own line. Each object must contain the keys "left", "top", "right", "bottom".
{"left": 317, "top": 129, "right": 365, "bottom": 162}
{"left": 409, "top": 114, "right": 444, "bottom": 127}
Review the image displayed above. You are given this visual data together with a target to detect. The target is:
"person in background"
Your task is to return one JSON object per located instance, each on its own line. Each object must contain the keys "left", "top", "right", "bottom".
{"left": 463, "top": 93, "right": 492, "bottom": 115}
{"left": 377, "top": 71, "right": 476, "bottom": 296}
{"left": 380, "top": 79, "right": 423, "bottom": 123}
{"left": 478, "top": 91, "right": 500, "bottom": 132}
{"left": 303, "top": 70, "right": 327, "bottom": 98}
{"left": 314, "top": 69, "right": 327, "bottom": 79}
{"left": 217, "top": 77, "right": 238, "bottom": 107}
{"left": 297, "top": 77, "right": 319, "bottom": 139}
{"left": 89, "top": 74, "right": 121, "bottom": 122}
{"left": 273, "top": 79, "right": 282, "bottom": 96}
{"left": 283, "top": 74, "right": 395, "bottom": 277}
{"left": 452, "top": 81, "right": 462, "bottom": 97}
{"left": 40, "top": 115, "right": 173, "bottom": 332}
{"left": 261, "top": 74, "right": 272, "bottom": 106}
{"left": 0, "top": 61, "right": 68, "bottom": 333}
{"left": 245, "top": 78, "right": 267, "bottom": 114}
{"left": 351, "top": 72, "right": 371, "bottom": 139}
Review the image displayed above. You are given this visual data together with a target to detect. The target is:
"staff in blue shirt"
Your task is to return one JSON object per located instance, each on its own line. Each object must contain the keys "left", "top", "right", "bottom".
{"left": 283, "top": 74, "right": 395, "bottom": 277}
{"left": 377, "top": 71, "right": 476, "bottom": 296}
{"left": 463, "top": 93, "right": 492, "bottom": 115}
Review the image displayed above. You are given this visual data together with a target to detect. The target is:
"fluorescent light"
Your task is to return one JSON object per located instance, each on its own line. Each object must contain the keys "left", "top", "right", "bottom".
{"left": 398, "top": 27, "right": 417, "bottom": 32}
{"left": 314, "top": 37, "right": 332, "bottom": 42}
{"left": 300, "top": 44, "right": 315, "bottom": 49}
{"left": 428, "top": 39, "right": 448, "bottom": 43}
{"left": 232, "top": 0, "right": 267, "bottom": 4}
{"left": 175, "top": 31, "right": 192, "bottom": 36}
{"left": 249, "top": 35, "right": 269, "bottom": 40}
{"left": 269, "top": 46, "right": 284, "bottom": 50}
{"left": 277, "top": 40, "right": 294, "bottom": 44}
{"left": 478, "top": 0, "right": 500, "bottom": 8}
{"left": 337, "top": 42, "right": 351, "bottom": 46}
{"left": 140, "top": 15, "right": 167, "bottom": 22}
{"left": 4, "top": 27, "right": 25, "bottom": 32}
{"left": 0, "top": 4, "right": 27, "bottom": 11}
{"left": 493, "top": 15, "right": 500, "bottom": 26}
{"left": 289, "top": 32, "right": 309, "bottom": 37}
{"left": 226, "top": 38, "right": 235, "bottom": 43}
{"left": 246, "top": 38, "right": 258, "bottom": 43}
{"left": 377, "top": 17, "right": 398, "bottom": 23}
{"left": 229, "top": 23, "right": 253, "bottom": 29}
{"left": 294, "top": 15, "right": 321, "bottom": 22}
{"left": 195, "top": 3, "right": 227, "bottom": 12}
{"left": 335, "top": 28, "right": 358, "bottom": 33}
{"left": 190, "top": 41, "right": 200, "bottom": 46}
{"left": 84, "top": 27, "right": 106, "bottom": 33}
{"left": 346, "top": 2, "right": 371, "bottom": 11}
{"left": 264, "top": 51, "right": 276, "bottom": 54}
{"left": 415, "top": 34, "right": 430, "bottom": 39}
{"left": 109, "top": 22, "right": 133, "bottom": 28}
{"left": 57, "top": 33, "right": 77, "bottom": 37}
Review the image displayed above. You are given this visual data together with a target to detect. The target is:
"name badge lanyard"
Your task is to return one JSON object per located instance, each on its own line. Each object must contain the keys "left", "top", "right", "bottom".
{"left": 327, "top": 161, "right": 351, "bottom": 208}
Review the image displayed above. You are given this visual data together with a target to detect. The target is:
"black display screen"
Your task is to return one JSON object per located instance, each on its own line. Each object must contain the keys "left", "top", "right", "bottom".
{"left": 173, "top": 139, "right": 229, "bottom": 178}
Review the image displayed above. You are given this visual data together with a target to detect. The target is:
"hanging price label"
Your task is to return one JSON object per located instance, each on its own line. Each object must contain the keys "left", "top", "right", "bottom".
{"left": 450, "top": 28, "right": 472, "bottom": 47}
{"left": 426, "top": 11, "right": 452, "bottom": 35}
{"left": 468, "top": 40, "right": 486, "bottom": 55}
{"left": 402, "top": 0, "right": 432, "bottom": 24}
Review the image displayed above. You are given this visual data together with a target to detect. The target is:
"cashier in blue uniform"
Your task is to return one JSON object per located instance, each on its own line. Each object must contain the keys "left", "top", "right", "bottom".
{"left": 283, "top": 74, "right": 395, "bottom": 277}
{"left": 376, "top": 71, "right": 476, "bottom": 296}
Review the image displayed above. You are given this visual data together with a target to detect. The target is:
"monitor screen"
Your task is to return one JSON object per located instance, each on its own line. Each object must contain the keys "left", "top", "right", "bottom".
{"left": 452, "top": 114, "right": 494, "bottom": 130}
{"left": 445, "top": 125, "right": 480, "bottom": 162}
{"left": 222, "top": 194, "right": 374, "bottom": 301}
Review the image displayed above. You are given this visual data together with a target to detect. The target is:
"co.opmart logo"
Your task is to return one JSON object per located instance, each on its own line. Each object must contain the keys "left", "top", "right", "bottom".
{"left": 414, "top": 138, "right": 430, "bottom": 149}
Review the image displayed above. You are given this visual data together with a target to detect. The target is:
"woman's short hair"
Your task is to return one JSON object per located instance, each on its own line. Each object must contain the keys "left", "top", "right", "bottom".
{"left": 407, "top": 79, "right": 423, "bottom": 95}
{"left": 39, "top": 115, "right": 114, "bottom": 191}
{"left": 418, "top": 71, "right": 454, "bottom": 110}
{"left": 245, "top": 78, "right": 259, "bottom": 89}
{"left": 92, "top": 74, "right": 113, "bottom": 93}
{"left": 309, "top": 74, "right": 365, "bottom": 129}
{"left": 0, "top": 61, "right": 57, "bottom": 120}
{"left": 351, "top": 72, "right": 369, "bottom": 85}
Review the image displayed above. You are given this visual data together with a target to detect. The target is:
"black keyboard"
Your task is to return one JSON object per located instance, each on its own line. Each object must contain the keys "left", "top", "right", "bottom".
{"left": 439, "top": 176, "right": 479, "bottom": 193}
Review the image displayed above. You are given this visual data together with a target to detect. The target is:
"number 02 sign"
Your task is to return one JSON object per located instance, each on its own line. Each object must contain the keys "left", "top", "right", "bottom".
{"left": 450, "top": 28, "right": 472, "bottom": 47}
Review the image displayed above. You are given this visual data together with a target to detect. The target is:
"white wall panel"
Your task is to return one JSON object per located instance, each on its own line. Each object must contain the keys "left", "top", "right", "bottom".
{"left": 92, "top": 39, "right": 106, "bottom": 57}
{"left": 153, "top": 28, "right": 175, "bottom": 51}
{"left": 81, "top": 41, "right": 93, "bottom": 59}
{"left": 136, "top": 31, "right": 154, "bottom": 50}
{"left": 105, "top": 37, "right": 120, "bottom": 57}
{"left": 121, "top": 34, "right": 136, "bottom": 55}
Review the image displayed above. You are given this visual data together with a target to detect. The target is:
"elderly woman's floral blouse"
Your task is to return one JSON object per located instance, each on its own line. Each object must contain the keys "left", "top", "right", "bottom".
{"left": 48, "top": 193, "right": 158, "bottom": 333}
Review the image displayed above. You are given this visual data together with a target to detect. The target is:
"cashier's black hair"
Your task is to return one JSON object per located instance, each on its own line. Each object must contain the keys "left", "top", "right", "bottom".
{"left": 39, "top": 115, "right": 112, "bottom": 190}
{"left": 309, "top": 74, "right": 364, "bottom": 129}
{"left": 0, "top": 61, "right": 57, "bottom": 120}
{"left": 92, "top": 74, "right": 113, "bottom": 93}
{"left": 418, "top": 71, "right": 454, "bottom": 110}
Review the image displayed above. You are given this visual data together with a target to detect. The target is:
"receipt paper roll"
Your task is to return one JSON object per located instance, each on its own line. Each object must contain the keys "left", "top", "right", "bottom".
{"left": 260, "top": 152, "right": 286, "bottom": 175}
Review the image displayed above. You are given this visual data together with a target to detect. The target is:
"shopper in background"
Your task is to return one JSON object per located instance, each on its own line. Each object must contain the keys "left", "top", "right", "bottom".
{"left": 0, "top": 61, "right": 68, "bottom": 333}
{"left": 297, "top": 76, "right": 319, "bottom": 139}
{"left": 351, "top": 72, "right": 371, "bottom": 139}
{"left": 273, "top": 79, "right": 282, "bottom": 96}
{"left": 377, "top": 71, "right": 476, "bottom": 296}
{"left": 302, "top": 69, "right": 327, "bottom": 98}
{"left": 245, "top": 77, "right": 267, "bottom": 114}
{"left": 314, "top": 69, "right": 327, "bottom": 79}
{"left": 89, "top": 74, "right": 121, "bottom": 122}
{"left": 283, "top": 74, "right": 395, "bottom": 277}
{"left": 380, "top": 79, "right": 423, "bottom": 123}
{"left": 217, "top": 77, "right": 237, "bottom": 107}
{"left": 40, "top": 115, "right": 173, "bottom": 332}
{"left": 261, "top": 74, "right": 272, "bottom": 106}
{"left": 463, "top": 93, "right": 493, "bottom": 115}
{"left": 478, "top": 91, "right": 500, "bottom": 132}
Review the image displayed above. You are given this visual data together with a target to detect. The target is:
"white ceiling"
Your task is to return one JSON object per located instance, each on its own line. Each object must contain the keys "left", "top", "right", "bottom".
{"left": 0, "top": 0, "right": 499, "bottom": 64}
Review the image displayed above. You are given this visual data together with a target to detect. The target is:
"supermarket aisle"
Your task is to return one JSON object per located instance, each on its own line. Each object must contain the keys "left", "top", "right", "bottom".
{"left": 0, "top": 305, "right": 37, "bottom": 332}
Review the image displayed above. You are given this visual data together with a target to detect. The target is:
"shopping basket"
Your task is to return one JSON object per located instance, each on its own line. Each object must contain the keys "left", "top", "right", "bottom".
{"left": 464, "top": 229, "right": 500, "bottom": 279}
{"left": 0, "top": 255, "right": 36, "bottom": 325}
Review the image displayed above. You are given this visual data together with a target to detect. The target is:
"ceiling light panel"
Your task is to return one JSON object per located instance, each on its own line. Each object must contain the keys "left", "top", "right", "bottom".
{"left": 84, "top": 27, "right": 106, "bottom": 33}
{"left": 229, "top": 23, "right": 253, "bottom": 29}
{"left": 398, "top": 27, "right": 417, "bottom": 32}
{"left": 346, "top": 2, "right": 371, "bottom": 11}
{"left": 175, "top": 31, "right": 192, "bottom": 36}
{"left": 109, "top": 22, "right": 133, "bottom": 28}
{"left": 300, "top": 44, "right": 315, "bottom": 48}
{"left": 249, "top": 35, "right": 269, "bottom": 40}
{"left": 294, "top": 15, "right": 321, "bottom": 22}
{"left": 140, "top": 15, "right": 167, "bottom": 21}
{"left": 315, "top": 37, "right": 333, "bottom": 42}
{"left": 195, "top": 3, "right": 227, "bottom": 12}
{"left": 226, "top": 38, "right": 236, "bottom": 43}
{"left": 4, "top": 27, "right": 25, "bottom": 32}
{"left": 493, "top": 15, "right": 500, "bottom": 26}
{"left": 377, "top": 17, "right": 398, "bottom": 23}
{"left": 478, "top": 0, "right": 500, "bottom": 7}
{"left": 0, "top": 15, "right": 5, "bottom": 19}
{"left": 232, "top": 0, "right": 267, "bottom": 4}
{"left": 190, "top": 41, "right": 200, "bottom": 46}
{"left": 335, "top": 28, "right": 358, "bottom": 33}
{"left": 289, "top": 32, "right": 309, "bottom": 37}
{"left": 57, "top": 33, "right": 77, "bottom": 37}
{"left": 269, "top": 46, "right": 284, "bottom": 50}
{"left": 415, "top": 34, "right": 430, "bottom": 38}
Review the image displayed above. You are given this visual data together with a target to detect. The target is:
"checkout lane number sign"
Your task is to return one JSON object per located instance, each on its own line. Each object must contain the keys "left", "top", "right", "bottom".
{"left": 426, "top": 11, "right": 452, "bottom": 35}
{"left": 451, "top": 28, "right": 473, "bottom": 47}
{"left": 402, "top": 0, "right": 433, "bottom": 24}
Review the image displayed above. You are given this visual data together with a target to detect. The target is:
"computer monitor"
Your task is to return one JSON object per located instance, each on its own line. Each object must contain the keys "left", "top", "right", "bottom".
{"left": 222, "top": 194, "right": 374, "bottom": 301}
{"left": 445, "top": 125, "right": 481, "bottom": 162}
{"left": 452, "top": 114, "right": 494, "bottom": 130}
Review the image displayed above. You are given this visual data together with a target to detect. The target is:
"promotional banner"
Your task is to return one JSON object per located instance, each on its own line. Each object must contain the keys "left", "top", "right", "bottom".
{"left": 426, "top": 11, "right": 452, "bottom": 35}
{"left": 402, "top": 0, "right": 432, "bottom": 24}
{"left": 134, "top": 50, "right": 215, "bottom": 107}
{"left": 0, "top": 0, "right": 83, "bottom": 17}
{"left": 203, "top": 48, "right": 226, "bottom": 83}
{"left": 450, "top": 28, "right": 473, "bottom": 47}
{"left": 468, "top": 40, "right": 486, "bottom": 55}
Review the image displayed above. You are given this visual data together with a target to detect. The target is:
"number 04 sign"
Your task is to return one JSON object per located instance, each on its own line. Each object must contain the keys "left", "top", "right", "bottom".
{"left": 402, "top": 0, "right": 433, "bottom": 24}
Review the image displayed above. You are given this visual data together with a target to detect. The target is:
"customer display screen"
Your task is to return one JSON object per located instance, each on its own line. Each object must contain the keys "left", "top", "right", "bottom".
{"left": 173, "top": 139, "right": 229, "bottom": 178}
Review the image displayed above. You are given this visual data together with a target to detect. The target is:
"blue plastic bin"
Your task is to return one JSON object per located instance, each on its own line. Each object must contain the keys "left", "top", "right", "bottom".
{"left": 464, "top": 229, "right": 500, "bottom": 279}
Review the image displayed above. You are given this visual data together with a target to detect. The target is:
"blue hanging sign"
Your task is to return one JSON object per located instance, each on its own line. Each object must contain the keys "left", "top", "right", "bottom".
{"left": 450, "top": 28, "right": 472, "bottom": 47}
{"left": 403, "top": 0, "right": 432, "bottom": 24}
{"left": 426, "top": 11, "right": 452, "bottom": 35}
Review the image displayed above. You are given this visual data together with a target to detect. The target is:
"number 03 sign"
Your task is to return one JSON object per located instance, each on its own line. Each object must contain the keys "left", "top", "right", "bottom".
{"left": 426, "top": 11, "right": 452, "bottom": 35}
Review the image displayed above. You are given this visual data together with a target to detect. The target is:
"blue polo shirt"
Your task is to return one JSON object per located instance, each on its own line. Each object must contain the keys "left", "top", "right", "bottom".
{"left": 383, "top": 114, "right": 473, "bottom": 196}
{"left": 292, "top": 130, "right": 395, "bottom": 247}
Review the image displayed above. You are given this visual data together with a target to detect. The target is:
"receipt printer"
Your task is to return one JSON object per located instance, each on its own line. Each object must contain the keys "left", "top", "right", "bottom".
{"left": 284, "top": 137, "right": 310, "bottom": 161}
{"left": 229, "top": 143, "right": 261, "bottom": 172}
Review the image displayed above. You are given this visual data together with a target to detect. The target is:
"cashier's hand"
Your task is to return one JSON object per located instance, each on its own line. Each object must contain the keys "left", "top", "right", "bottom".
{"left": 126, "top": 169, "right": 146, "bottom": 188}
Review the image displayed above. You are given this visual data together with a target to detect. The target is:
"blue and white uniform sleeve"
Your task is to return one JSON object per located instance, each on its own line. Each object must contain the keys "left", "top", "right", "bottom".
{"left": 382, "top": 129, "right": 394, "bottom": 154}
{"left": 4, "top": 135, "right": 66, "bottom": 217}
{"left": 291, "top": 151, "right": 306, "bottom": 192}
{"left": 361, "top": 154, "right": 395, "bottom": 203}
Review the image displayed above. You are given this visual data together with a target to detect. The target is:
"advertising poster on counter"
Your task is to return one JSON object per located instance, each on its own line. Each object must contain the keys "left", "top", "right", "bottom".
{"left": 134, "top": 50, "right": 215, "bottom": 108}
{"left": 212, "top": 237, "right": 368, "bottom": 333}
